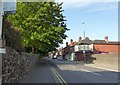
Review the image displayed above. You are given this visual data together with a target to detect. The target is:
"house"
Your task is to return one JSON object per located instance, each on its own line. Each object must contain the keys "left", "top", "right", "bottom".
{"left": 63, "top": 36, "right": 120, "bottom": 61}
{"left": 93, "top": 36, "right": 120, "bottom": 53}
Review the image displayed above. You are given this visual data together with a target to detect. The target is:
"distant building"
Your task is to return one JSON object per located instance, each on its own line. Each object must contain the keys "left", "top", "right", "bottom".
{"left": 62, "top": 36, "right": 120, "bottom": 61}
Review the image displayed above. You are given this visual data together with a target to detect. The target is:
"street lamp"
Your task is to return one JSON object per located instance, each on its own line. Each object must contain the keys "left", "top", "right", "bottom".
{"left": 82, "top": 22, "right": 86, "bottom": 63}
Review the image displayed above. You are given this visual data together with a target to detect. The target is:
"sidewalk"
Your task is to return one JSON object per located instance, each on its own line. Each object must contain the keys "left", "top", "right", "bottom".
{"left": 85, "top": 63, "right": 118, "bottom": 72}
{"left": 21, "top": 60, "right": 56, "bottom": 83}
{"left": 0, "top": 76, "right": 1, "bottom": 85}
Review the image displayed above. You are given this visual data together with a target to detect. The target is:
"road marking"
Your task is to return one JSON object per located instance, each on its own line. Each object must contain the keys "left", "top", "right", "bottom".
{"left": 80, "top": 69, "right": 102, "bottom": 76}
{"left": 52, "top": 67, "right": 68, "bottom": 85}
{"left": 85, "top": 64, "right": 118, "bottom": 72}
{"left": 68, "top": 65, "right": 102, "bottom": 76}
{"left": 47, "top": 62, "right": 63, "bottom": 84}
{"left": 57, "top": 65, "right": 65, "bottom": 70}
{"left": 51, "top": 67, "right": 63, "bottom": 85}
{"left": 68, "top": 65, "right": 76, "bottom": 68}
{"left": 47, "top": 61, "right": 68, "bottom": 85}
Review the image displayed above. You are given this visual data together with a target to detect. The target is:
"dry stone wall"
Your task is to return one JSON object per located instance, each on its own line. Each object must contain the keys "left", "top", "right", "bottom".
{"left": 2, "top": 47, "right": 39, "bottom": 83}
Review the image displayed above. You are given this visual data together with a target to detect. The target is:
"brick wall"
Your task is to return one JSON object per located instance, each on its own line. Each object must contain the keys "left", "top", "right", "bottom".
{"left": 2, "top": 47, "right": 39, "bottom": 83}
{"left": 94, "top": 44, "right": 120, "bottom": 53}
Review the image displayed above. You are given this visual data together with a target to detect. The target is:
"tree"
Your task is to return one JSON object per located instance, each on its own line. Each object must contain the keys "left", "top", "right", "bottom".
{"left": 3, "top": 15, "right": 24, "bottom": 52}
{"left": 7, "top": 2, "right": 69, "bottom": 54}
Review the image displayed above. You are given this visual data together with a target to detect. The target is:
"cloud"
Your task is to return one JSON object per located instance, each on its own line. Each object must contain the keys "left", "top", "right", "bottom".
{"left": 85, "top": 2, "right": 118, "bottom": 12}
{"left": 55, "top": 0, "right": 118, "bottom": 13}
{"left": 62, "top": 2, "right": 92, "bottom": 9}
{"left": 55, "top": 0, "right": 119, "bottom": 9}
{"left": 55, "top": 0, "right": 119, "bottom": 2}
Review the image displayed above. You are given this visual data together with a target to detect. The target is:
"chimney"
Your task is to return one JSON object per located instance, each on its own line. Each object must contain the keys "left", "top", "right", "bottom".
{"left": 66, "top": 42, "right": 68, "bottom": 47}
{"left": 70, "top": 39, "right": 73, "bottom": 46}
{"left": 86, "top": 37, "right": 89, "bottom": 40}
{"left": 104, "top": 36, "right": 109, "bottom": 43}
{"left": 78, "top": 36, "right": 82, "bottom": 44}
{"left": 74, "top": 41, "right": 76, "bottom": 45}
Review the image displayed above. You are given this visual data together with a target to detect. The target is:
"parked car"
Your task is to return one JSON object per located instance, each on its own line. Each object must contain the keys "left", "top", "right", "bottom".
{"left": 57, "top": 56, "right": 63, "bottom": 60}
{"left": 52, "top": 55, "right": 57, "bottom": 59}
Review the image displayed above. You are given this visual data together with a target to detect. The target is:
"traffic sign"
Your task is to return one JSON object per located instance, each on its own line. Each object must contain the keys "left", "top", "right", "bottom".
{"left": 2, "top": 1, "right": 16, "bottom": 15}
{"left": 0, "top": 48, "right": 6, "bottom": 53}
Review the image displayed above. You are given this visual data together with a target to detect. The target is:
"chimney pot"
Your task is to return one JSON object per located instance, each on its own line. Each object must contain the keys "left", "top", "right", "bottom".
{"left": 74, "top": 41, "right": 76, "bottom": 45}
{"left": 66, "top": 42, "right": 68, "bottom": 47}
{"left": 70, "top": 39, "right": 74, "bottom": 46}
{"left": 78, "top": 36, "right": 82, "bottom": 44}
{"left": 104, "top": 36, "right": 109, "bottom": 43}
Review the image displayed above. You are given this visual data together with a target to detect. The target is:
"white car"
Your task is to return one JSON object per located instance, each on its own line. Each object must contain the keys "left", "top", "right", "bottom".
{"left": 52, "top": 55, "right": 57, "bottom": 59}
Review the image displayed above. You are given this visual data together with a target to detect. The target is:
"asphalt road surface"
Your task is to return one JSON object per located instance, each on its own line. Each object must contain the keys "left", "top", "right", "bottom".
{"left": 22, "top": 57, "right": 119, "bottom": 85}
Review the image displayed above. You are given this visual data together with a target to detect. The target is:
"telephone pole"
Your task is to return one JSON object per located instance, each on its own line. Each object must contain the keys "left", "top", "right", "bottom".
{"left": 82, "top": 22, "right": 86, "bottom": 63}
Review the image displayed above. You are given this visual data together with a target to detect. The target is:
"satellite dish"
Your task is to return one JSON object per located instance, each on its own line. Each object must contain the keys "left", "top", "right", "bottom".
{"left": 3, "top": 1, "right": 16, "bottom": 15}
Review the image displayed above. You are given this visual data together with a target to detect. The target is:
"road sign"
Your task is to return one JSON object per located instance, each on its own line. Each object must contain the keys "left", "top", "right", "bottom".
{"left": 0, "top": 48, "right": 6, "bottom": 53}
{"left": 3, "top": 1, "right": 16, "bottom": 15}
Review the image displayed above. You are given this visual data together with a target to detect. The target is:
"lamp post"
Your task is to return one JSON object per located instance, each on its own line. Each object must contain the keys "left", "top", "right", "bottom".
{"left": 0, "top": 1, "right": 3, "bottom": 85}
{"left": 82, "top": 22, "right": 86, "bottom": 63}
{"left": 0, "top": 1, "right": 16, "bottom": 84}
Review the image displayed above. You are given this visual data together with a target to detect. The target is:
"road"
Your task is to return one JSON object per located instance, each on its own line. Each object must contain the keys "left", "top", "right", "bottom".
{"left": 22, "top": 57, "right": 119, "bottom": 85}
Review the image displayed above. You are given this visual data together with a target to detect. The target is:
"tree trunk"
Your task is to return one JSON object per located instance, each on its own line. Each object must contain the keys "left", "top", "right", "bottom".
{"left": 32, "top": 46, "right": 34, "bottom": 54}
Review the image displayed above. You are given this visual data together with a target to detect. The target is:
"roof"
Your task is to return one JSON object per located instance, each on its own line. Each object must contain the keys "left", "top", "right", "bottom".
{"left": 93, "top": 40, "right": 107, "bottom": 44}
{"left": 93, "top": 40, "right": 120, "bottom": 45}
{"left": 82, "top": 40, "right": 92, "bottom": 44}
{"left": 76, "top": 39, "right": 120, "bottom": 45}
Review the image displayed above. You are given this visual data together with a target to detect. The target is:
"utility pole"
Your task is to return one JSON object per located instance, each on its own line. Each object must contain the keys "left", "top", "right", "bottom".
{"left": 82, "top": 22, "right": 86, "bottom": 63}
{"left": 0, "top": 1, "right": 3, "bottom": 39}
{"left": 0, "top": 1, "right": 3, "bottom": 85}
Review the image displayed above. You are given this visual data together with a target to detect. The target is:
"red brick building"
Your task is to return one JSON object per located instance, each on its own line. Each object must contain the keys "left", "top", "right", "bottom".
{"left": 93, "top": 36, "right": 120, "bottom": 53}
{"left": 62, "top": 36, "right": 120, "bottom": 61}
{"left": 93, "top": 42, "right": 120, "bottom": 53}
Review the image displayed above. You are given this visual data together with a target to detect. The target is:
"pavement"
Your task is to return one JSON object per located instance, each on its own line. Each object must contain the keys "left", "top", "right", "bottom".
{"left": 0, "top": 76, "right": 1, "bottom": 85}
{"left": 21, "top": 59, "right": 57, "bottom": 83}
{"left": 85, "top": 63, "right": 118, "bottom": 72}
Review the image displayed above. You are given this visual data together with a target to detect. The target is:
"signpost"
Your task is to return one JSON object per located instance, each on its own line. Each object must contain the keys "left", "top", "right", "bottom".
{"left": 0, "top": 48, "right": 6, "bottom": 54}
{"left": 3, "top": 1, "right": 16, "bottom": 15}
{"left": 0, "top": 1, "right": 16, "bottom": 84}
{"left": 0, "top": 0, "right": 16, "bottom": 38}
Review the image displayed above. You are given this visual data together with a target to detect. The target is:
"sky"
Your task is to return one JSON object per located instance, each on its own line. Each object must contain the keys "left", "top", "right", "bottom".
{"left": 1, "top": 0, "right": 119, "bottom": 48}
{"left": 55, "top": 0, "right": 119, "bottom": 48}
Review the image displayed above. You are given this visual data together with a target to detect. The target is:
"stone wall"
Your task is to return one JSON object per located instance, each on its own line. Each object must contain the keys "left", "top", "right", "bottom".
{"left": 2, "top": 47, "right": 39, "bottom": 83}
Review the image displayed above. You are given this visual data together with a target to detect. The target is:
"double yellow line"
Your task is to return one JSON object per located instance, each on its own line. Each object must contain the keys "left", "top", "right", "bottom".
{"left": 47, "top": 61, "right": 68, "bottom": 85}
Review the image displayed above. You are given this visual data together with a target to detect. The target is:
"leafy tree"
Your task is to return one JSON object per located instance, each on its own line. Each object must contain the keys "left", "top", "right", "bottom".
{"left": 3, "top": 19, "right": 24, "bottom": 52}
{"left": 7, "top": 2, "right": 69, "bottom": 54}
